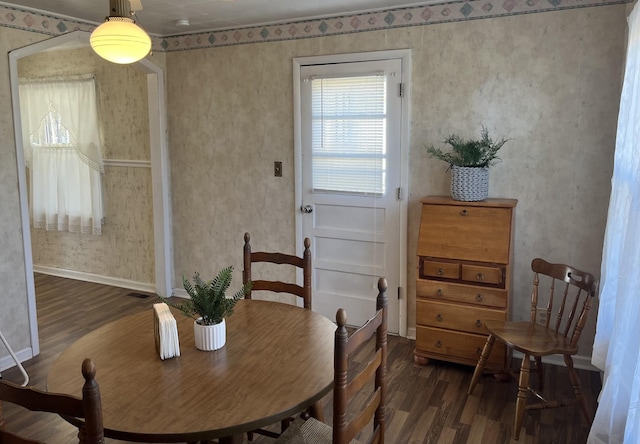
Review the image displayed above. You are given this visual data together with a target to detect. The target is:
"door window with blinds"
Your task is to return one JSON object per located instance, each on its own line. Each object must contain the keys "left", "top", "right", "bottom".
{"left": 309, "top": 73, "right": 387, "bottom": 197}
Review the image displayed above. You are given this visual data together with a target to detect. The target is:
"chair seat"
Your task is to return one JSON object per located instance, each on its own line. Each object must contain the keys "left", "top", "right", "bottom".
{"left": 276, "top": 418, "right": 361, "bottom": 444}
{"left": 484, "top": 320, "right": 578, "bottom": 357}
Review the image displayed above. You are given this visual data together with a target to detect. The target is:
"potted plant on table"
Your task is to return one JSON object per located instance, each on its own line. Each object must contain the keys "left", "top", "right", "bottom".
{"left": 425, "top": 126, "right": 509, "bottom": 202}
{"left": 161, "top": 266, "right": 251, "bottom": 351}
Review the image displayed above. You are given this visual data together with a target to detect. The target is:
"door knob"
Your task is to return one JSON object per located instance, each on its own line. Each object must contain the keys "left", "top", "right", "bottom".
{"left": 301, "top": 205, "right": 313, "bottom": 214}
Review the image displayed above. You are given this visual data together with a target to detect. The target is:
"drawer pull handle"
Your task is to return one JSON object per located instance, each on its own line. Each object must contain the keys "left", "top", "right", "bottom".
{"left": 437, "top": 268, "right": 444, "bottom": 276}
{"left": 460, "top": 209, "right": 468, "bottom": 216}
{"left": 436, "top": 340, "right": 442, "bottom": 348}
{"left": 436, "top": 314, "right": 443, "bottom": 322}
{"left": 475, "top": 347, "right": 482, "bottom": 355}
{"left": 476, "top": 273, "right": 485, "bottom": 281}
{"left": 476, "top": 320, "right": 482, "bottom": 328}
{"left": 476, "top": 293, "right": 483, "bottom": 302}
{"left": 436, "top": 289, "right": 443, "bottom": 297}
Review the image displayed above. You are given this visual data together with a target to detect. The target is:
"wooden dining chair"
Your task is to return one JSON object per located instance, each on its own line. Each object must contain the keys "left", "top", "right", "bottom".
{"left": 243, "top": 232, "right": 312, "bottom": 309}
{"left": 275, "top": 277, "right": 388, "bottom": 444}
{"left": 243, "top": 231, "right": 313, "bottom": 439}
{"left": 467, "top": 258, "right": 598, "bottom": 440}
{"left": 0, "top": 358, "right": 104, "bottom": 444}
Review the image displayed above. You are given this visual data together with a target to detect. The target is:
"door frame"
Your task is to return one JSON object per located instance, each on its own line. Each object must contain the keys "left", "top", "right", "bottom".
{"left": 9, "top": 31, "right": 173, "bottom": 358}
{"left": 292, "top": 49, "right": 411, "bottom": 337}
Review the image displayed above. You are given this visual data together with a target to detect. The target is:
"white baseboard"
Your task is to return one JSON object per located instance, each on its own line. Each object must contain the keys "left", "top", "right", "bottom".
{"left": 406, "top": 327, "right": 416, "bottom": 340}
{"left": 34, "top": 265, "right": 156, "bottom": 294}
{"left": 0, "top": 347, "right": 33, "bottom": 374}
{"left": 172, "top": 288, "right": 189, "bottom": 299}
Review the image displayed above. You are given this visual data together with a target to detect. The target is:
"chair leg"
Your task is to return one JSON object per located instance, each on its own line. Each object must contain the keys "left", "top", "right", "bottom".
{"left": 514, "top": 353, "right": 531, "bottom": 441}
{"left": 468, "top": 334, "right": 495, "bottom": 395}
{"left": 564, "top": 354, "right": 591, "bottom": 424}
{"left": 535, "top": 356, "right": 543, "bottom": 391}
{"left": 308, "top": 400, "right": 325, "bottom": 422}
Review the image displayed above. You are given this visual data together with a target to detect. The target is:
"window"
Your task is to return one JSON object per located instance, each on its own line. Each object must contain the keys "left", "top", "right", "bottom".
{"left": 310, "top": 74, "right": 387, "bottom": 196}
{"left": 19, "top": 75, "right": 104, "bottom": 235}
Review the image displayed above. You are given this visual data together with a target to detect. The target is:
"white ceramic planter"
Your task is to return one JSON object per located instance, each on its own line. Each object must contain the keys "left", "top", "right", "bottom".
{"left": 193, "top": 318, "right": 226, "bottom": 351}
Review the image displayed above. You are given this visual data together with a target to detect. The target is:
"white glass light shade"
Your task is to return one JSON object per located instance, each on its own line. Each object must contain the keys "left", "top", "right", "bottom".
{"left": 90, "top": 18, "right": 151, "bottom": 64}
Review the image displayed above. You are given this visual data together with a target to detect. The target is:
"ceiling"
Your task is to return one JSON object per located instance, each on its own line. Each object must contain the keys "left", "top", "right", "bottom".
{"left": 1, "top": 0, "right": 434, "bottom": 36}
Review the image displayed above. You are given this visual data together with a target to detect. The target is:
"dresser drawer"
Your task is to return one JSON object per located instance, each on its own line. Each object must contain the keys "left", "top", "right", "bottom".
{"left": 416, "top": 326, "right": 506, "bottom": 367}
{"left": 420, "top": 259, "right": 460, "bottom": 280}
{"left": 417, "top": 204, "right": 512, "bottom": 263}
{"left": 416, "top": 279, "right": 507, "bottom": 308}
{"left": 416, "top": 299, "right": 506, "bottom": 334}
{"left": 461, "top": 263, "right": 504, "bottom": 286}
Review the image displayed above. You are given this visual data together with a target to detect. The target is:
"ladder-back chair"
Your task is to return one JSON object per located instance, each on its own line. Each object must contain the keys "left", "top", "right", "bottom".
{"left": 0, "top": 358, "right": 104, "bottom": 444}
{"left": 243, "top": 231, "right": 313, "bottom": 439}
{"left": 243, "top": 232, "right": 312, "bottom": 309}
{"left": 467, "top": 258, "right": 598, "bottom": 440}
{"left": 275, "top": 277, "right": 388, "bottom": 444}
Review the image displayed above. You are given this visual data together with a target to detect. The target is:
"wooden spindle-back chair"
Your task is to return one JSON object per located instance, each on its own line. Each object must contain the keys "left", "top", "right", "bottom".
{"left": 467, "top": 258, "right": 598, "bottom": 440}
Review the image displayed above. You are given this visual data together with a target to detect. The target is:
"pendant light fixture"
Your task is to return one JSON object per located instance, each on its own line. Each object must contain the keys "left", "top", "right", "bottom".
{"left": 90, "top": 0, "right": 151, "bottom": 64}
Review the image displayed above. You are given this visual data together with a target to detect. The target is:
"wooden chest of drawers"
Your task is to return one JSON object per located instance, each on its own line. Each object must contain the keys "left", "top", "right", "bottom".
{"left": 414, "top": 196, "right": 517, "bottom": 369}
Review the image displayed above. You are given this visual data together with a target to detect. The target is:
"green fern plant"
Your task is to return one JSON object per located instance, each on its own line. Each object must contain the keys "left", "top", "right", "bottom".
{"left": 160, "top": 266, "right": 251, "bottom": 325}
{"left": 426, "top": 127, "right": 508, "bottom": 168}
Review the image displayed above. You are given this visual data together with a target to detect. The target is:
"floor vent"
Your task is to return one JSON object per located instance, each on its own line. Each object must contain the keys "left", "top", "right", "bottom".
{"left": 127, "top": 292, "right": 151, "bottom": 299}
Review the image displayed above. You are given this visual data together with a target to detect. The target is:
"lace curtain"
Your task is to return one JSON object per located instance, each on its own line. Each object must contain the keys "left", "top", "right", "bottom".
{"left": 19, "top": 75, "right": 104, "bottom": 235}
{"left": 588, "top": 4, "right": 640, "bottom": 443}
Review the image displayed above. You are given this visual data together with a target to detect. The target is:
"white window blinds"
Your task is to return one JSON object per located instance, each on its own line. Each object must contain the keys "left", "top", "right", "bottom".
{"left": 311, "top": 74, "right": 387, "bottom": 196}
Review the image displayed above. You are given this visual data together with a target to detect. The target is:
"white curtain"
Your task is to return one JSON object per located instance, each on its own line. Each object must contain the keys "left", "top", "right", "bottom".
{"left": 19, "top": 75, "right": 104, "bottom": 235}
{"left": 588, "top": 4, "right": 640, "bottom": 443}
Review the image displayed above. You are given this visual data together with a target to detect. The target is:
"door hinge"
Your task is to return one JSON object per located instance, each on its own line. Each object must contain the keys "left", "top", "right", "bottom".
{"left": 399, "top": 83, "right": 404, "bottom": 97}
{"left": 396, "top": 187, "right": 402, "bottom": 201}
{"left": 398, "top": 287, "right": 401, "bottom": 300}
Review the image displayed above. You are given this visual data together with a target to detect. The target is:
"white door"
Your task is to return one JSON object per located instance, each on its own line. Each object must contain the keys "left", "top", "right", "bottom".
{"left": 295, "top": 54, "right": 408, "bottom": 334}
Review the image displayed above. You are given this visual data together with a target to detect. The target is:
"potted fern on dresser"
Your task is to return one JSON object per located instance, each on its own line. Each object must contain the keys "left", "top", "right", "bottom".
{"left": 426, "top": 126, "right": 509, "bottom": 202}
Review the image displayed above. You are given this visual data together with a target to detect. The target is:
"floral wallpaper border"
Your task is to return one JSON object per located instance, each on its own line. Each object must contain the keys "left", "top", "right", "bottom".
{"left": 1, "top": 0, "right": 631, "bottom": 53}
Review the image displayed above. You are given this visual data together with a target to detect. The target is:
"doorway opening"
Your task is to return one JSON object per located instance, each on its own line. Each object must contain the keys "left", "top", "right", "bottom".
{"left": 8, "top": 31, "right": 173, "bottom": 362}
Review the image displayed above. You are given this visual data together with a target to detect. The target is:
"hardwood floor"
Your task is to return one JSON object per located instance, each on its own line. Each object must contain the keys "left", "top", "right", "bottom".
{"left": 1, "top": 274, "right": 600, "bottom": 443}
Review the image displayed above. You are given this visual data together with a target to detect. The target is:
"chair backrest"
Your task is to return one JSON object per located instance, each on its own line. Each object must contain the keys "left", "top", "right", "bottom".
{"left": 529, "top": 258, "right": 598, "bottom": 349}
{"left": 333, "top": 277, "right": 387, "bottom": 444}
{"left": 0, "top": 358, "right": 104, "bottom": 444}
{"left": 242, "top": 232, "right": 312, "bottom": 309}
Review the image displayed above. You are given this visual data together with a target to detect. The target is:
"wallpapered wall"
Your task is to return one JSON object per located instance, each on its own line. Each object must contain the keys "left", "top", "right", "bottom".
{"left": 166, "top": 6, "right": 625, "bottom": 363}
{"left": 19, "top": 47, "right": 155, "bottom": 285}
{"left": 0, "top": 3, "right": 627, "bottom": 365}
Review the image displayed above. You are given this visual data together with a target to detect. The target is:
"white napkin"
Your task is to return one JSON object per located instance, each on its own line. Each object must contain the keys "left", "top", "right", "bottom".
{"left": 153, "top": 303, "right": 181, "bottom": 360}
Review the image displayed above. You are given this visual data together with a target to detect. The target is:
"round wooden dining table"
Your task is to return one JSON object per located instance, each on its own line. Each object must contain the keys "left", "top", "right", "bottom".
{"left": 47, "top": 299, "right": 336, "bottom": 443}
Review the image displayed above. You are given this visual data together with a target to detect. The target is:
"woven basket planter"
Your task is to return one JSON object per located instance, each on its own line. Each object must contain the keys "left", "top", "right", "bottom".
{"left": 450, "top": 166, "right": 488, "bottom": 202}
